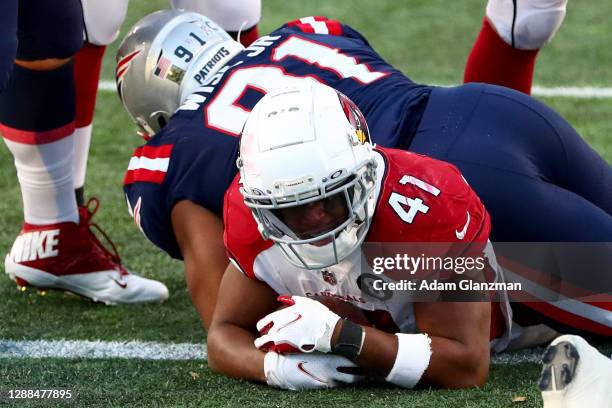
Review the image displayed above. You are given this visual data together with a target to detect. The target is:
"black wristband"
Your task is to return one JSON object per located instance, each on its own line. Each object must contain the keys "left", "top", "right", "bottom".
{"left": 331, "top": 319, "right": 365, "bottom": 361}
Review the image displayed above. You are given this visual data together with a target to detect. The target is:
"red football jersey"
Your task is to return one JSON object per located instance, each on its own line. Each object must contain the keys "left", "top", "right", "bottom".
{"left": 224, "top": 146, "right": 507, "bottom": 343}
{"left": 224, "top": 146, "right": 491, "bottom": 277}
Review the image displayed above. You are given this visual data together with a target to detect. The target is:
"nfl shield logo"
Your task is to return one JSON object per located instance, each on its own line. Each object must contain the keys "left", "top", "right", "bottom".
{"left": 321, "top": 270, "right": 337, "bottom": 285}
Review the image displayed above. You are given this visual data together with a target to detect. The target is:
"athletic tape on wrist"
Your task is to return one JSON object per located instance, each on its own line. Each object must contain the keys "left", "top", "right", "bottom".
{"left": 331, "top": 319, "right": 365, "bottom": 360}
{"left": 385, "top": 333, "right": 432, "bottom": 388}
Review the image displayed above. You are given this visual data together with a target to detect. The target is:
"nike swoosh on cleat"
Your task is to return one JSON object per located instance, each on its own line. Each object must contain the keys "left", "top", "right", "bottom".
{"left": 111, "top": 278, "right": 128, "bottom": 289}
{"left": 455, "top": 211, "right": 471, "bottom": 240}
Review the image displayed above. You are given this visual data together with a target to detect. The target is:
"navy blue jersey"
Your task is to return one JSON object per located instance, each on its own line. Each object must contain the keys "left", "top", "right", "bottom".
{"left": 124, "top": 17, "right": 432, "bottom": 259}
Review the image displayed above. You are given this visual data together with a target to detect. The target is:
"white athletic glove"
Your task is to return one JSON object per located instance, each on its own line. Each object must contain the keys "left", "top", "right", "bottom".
{"left": 255, "top": 296, "right": 341, "bottom": 353}
{"left": 264, "top": 351, "right": 362, "bottom": 390}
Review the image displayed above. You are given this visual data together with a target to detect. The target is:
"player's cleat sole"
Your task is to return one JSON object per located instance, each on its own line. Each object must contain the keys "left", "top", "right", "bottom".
{"left": 6, "top": 258, "right": 169, "bottom": 305}
{"left": 540, "top": 335, "right": 612, "bottom": 408}
{"left": 538, "top": 341, "right": 580, "bottom": 392}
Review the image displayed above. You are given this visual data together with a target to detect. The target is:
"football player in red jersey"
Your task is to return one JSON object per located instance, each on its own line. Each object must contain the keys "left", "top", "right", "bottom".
{"left": 209, "top": 82, "right": 502, "bottom": 390}
{"left": 209, "top": 83, "right": 612, "bottom": 395}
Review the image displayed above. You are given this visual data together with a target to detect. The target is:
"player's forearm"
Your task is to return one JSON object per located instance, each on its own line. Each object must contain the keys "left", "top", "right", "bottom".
{"left": 184, "top": 256, "right": 226, "bottom": 330}
{"left": 207, "top": 322, "right": 266, "bottom": 382}
{"left": 331, "top": 322, "right": 488, "bottom": 388}
{"left": 330, "top": 322, "right": 397, "bottom": 377}
{"left": 420, "top": 336, "right": 489, "bottom": 388}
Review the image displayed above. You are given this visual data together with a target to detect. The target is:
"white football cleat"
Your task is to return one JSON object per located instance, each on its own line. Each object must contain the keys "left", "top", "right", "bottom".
{"left": 539, "top": 334, "right": 612, "bottom": 408}
{"left": 5, "top": 198, "right": 169, "bottom": 305}
{"left": 486, "top": 0, "right": 568, "bottom": 49}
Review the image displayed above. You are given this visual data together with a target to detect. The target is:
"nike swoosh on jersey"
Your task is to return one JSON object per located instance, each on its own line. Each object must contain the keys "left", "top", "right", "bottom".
{"left": 455, "top": 212, "right": 471, "bottom": 240}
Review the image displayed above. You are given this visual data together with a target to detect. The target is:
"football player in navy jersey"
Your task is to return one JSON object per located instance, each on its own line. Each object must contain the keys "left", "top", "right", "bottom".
{"left": 0, "top": 0, "right": 262, "bottom": 306}
{"left": 117, "top": 7, "right": 610, "bottom": 334}
{"left": 0, "top": 0, "right": 169, "bottom": 304}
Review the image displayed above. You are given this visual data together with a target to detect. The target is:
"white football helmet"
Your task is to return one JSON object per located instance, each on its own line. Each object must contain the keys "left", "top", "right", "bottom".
{"left": 115, "top": 9, "right": 244, "bottom": 136}
{"left": 239, "top": 82, "right": 378, "bottom": 270}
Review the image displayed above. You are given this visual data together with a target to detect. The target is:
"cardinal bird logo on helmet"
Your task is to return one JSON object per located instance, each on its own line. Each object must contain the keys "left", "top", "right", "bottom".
{"left": 337, "top": 91, "right": 371, "bottom": 145}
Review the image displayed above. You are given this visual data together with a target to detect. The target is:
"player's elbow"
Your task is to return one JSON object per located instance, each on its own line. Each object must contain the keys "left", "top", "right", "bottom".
{"left": 206, "top": 325, "right": 226, "bottom": 374}
{"left": 464, "top": 359, "right": 490, "bottom": 388}
{"left": 451, "top": 350, "right": 490, "bottom": 388}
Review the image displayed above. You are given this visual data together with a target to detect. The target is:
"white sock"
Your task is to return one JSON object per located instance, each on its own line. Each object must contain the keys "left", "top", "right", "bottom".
{"left": 3, "top": 136, "right": 79, "bottom": 225}
{"left": 73, "top": 124, "right": 92, "bottom": 190}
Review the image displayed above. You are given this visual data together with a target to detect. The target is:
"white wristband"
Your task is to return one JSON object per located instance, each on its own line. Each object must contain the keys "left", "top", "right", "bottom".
{"left": 385, "top": 333, "right": 432, "bottom": 388}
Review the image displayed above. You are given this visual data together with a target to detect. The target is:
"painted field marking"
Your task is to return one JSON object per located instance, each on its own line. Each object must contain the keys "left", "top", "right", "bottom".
{"left": 0, "top": 339, "right": 206, "bottom": 361}
{"left": 99, "top": 80, "right": 612, "bottom": 99}
{"left": 0, "top": 338, "right": 556, "bottom": 364}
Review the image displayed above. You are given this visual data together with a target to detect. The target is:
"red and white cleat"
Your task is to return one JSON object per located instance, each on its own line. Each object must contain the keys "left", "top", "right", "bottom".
{"left": 4, "top": 198, "right": 169, "bottom": 305}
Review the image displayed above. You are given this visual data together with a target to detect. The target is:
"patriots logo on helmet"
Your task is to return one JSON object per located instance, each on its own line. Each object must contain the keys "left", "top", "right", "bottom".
{"left": 116, "top": 48, "right": 143, "bottom": 102}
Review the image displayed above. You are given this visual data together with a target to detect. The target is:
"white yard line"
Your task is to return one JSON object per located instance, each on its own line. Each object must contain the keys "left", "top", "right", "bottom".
{"left": 0, "top": 339, "right": 206, "bottom": 361}
{"left": 3, "top": 338, "right": 611, "bottom": 365}
{"left": 99, "top": 80, "right": 612, "bottom": 98}
{"left": 0, "top": 338, "right": 544, "bottom": 364}
{"left": 531, "top": 86, "right": 612, "bottom": 98}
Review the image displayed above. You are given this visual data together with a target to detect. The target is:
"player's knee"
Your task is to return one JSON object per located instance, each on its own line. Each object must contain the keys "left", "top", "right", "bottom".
{"left": 486, "top": 0, "right": 568, "bottom": 49}
{"left": 15, "top": 58, "right": 71, "bottom": 71}
{"left": 82, "top": 0, "right": 129, "bottom": 45}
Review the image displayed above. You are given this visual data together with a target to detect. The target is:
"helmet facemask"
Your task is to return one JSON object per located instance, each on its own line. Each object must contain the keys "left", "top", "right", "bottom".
{"left": 238, "top": 82, "right": 378, "bottom": 270}
{"left": 242, "top": 160, "right": 377, "bottom": 270}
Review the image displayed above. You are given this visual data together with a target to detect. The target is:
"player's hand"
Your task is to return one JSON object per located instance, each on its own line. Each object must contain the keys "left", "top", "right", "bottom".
{"left": 255, "top": 296, "right": 341, "bottom": 353}
{"left": 264, "top": 352, "right": 363, "bottom": 390}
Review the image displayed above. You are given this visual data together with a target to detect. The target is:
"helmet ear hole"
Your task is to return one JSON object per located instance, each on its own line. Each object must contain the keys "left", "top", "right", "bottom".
{"left": 157, "top": 115, "right": 168, "bottom": 129}
{"left": 150, "top": 111, "right": 170, "bottom": 130}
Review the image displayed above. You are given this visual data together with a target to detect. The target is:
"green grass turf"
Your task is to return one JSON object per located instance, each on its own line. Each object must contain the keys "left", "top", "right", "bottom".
{"left": 0, "top": 0, "right": 611, "bottom": 406}
{"left": 0, "top": 359, "right": 543, "bottom": 408}
{"left": 102, "top": 0, "right": 612, "bottom": 87}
